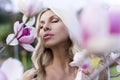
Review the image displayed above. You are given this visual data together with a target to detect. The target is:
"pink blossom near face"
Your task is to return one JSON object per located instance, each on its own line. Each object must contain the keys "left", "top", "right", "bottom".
{"left": 78, "top": 4, "right": 120, "bottom": 54}
{"left": 18, "top": 0, "right": 43, "bottom": 17}
{"left": 6, "top": 21, "right": 36, "bottom": 52}
{"left": 108, "top": 6, "right": 120, "bottom": 34}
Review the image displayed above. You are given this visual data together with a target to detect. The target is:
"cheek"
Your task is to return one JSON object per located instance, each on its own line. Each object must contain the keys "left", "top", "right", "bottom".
{"left": 56, "top": 23, "right": 68, "bottom": 34}
{"left": 39, "top": 30, "right": 43, "bottom": 37}
{"left": 57, "top": 27, "right": 69, "bottom": 40}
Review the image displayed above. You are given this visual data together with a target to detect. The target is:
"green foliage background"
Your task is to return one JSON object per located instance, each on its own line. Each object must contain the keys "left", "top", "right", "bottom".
{"left": 0, "top": 11, "right": 33, "bottom": 71}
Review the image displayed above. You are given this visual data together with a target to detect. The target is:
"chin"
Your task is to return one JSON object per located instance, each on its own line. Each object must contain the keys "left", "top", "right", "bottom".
{"left": 44, "top": 43, "right": 55, "bottom": 48}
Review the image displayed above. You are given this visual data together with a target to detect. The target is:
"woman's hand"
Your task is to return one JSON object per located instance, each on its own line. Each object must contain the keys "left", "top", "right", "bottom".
{"left": 22, "top": 68, "right": 37, "bottom": 80}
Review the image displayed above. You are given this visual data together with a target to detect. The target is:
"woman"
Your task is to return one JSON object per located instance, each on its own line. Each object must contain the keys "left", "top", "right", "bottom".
{"left": 23, "top": 7, "right": 81, "bottom": 80}
{"left": 22, "top": 7, "right": 108, "bottom": 80}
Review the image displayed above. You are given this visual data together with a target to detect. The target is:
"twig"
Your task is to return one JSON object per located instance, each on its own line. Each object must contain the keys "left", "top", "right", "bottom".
{"left": 0, "top": 23, "right": 25, "bottom": 54}
{"left": 0, "top": 16, "right": 30, "bottom": 54}
{"left": 111, "top": 73, "right": 120, "bottom": 78}
{"left": 0, "top": 46, "right": 7, "bottom": 54}
{"left": 89, "top": 53, "right": 120, "bottom": 80}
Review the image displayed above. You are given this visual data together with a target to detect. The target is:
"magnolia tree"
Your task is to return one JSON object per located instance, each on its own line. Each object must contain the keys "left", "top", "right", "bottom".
{"left": 0, "top": 0, "right": 43, "bottom": 80}
{"left": 74, "top": 2, "right": 120, "bottom": 80}
{"left": 0, "top": 0, "right": 120, "bottom": 80}
{"left": 0, "top": 0, "right": 43, "bottom": 53}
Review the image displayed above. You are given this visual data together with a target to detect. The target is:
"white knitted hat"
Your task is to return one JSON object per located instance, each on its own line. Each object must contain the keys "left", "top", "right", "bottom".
{"left": 42, "top": 0, "right": 81, "bottom": 45}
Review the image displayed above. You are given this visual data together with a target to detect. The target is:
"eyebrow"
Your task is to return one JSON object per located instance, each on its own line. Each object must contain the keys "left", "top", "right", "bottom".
{"left": 39, "top": 15, "right": 59, "bottom": 24}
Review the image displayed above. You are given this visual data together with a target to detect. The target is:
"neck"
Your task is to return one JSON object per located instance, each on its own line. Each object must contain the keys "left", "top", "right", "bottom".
{"left": 51, "top": 43, "right": 71, "bottom": 70}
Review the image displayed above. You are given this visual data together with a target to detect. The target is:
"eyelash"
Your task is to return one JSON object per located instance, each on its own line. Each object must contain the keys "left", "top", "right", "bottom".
{"left": 51, "top": 19, "right": 59, "bottom": 23}
{"left": 39, "top": 26, "right": 43, "bottom": 29}
{"left": 39, "top": 18, "right": 59, "bottom": 29}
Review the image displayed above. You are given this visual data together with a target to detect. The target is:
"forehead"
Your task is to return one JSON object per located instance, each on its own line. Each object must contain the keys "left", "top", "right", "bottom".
{"left": 40, "top": 10, "right": 57, "bottom": 21}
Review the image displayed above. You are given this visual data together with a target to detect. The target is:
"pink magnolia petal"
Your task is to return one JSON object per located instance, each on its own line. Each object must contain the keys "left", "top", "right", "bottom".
{"left": 29, "top": 26, "right": 36, "bottom": 38}
{"left": 31, "top": 0, "right": 43, "bottom": 16}
{"left": 20, "top": 0, "right": 33, "bottom": 16}
{"left": 21, "top": 44, "right": 35, "bottom": 52}
{"left": 14, "top": 21, "right": 24, "bottom": 38}
{"left": 18, "top": 26, "right": 36, "bottom": 44}
{"left": 18, "top": 0, "right": 43, "bottom": 17}
{"left": 0, "top": 58, "right": 24, "bottom": 80}
{"left": 0, "top": 70, "right": 7, "bottom": 80}
{"left": 27, "top": 0, "right": 43, "bottom": 17}
{"left": 18, "top": 35, "right": 34, "bottom": 44}
{"left": 108, "top": 6, "right": 120, "bottom": 34}
{"left": 18, "top": 0, "right": 28, "bottom": 16}
{"left": 24, "top": 26, "right": 36, "bottom": 37}
{"left": 6, "top": 34, "right": 19, "bottom": 46}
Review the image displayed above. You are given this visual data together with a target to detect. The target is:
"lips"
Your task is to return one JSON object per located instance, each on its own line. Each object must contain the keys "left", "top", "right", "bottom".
{"left": 43, "top": 33, "right": 54, "bottom": 40}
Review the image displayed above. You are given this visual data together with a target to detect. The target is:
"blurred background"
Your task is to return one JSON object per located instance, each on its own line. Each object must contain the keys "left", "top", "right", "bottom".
{"left": 0, "top": 0, "right": 120, "bottom": 80}
{"left": 0, "top": 0, "right": 34, "bottom": 71}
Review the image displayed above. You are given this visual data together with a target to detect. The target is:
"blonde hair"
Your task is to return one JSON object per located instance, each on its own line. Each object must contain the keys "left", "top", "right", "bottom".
{"left": 32, "top": 8, "right": 81, "bottom": 80}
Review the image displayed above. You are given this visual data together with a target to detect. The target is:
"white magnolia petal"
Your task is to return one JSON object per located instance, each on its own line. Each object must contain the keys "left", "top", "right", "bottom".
{"left": 106, "top": 0, "right": 120, "bottom": 6}
{"left": 75, "top": 71, "right": 85, "bottom": 80}
{"left": 14, "top": 21, "right": 19, "bottom": 34}
{"left": 110, "top": 52, "right": 118, "bottom": 60}
{"left": 116, "top": 65, "right": 120, "bottom": 72}
{"left": 13, "top": 21, "right": 24, "bottom": 38}
{"left": 6, "top": 34, "right": 19, "bottom": 45}
{"left": 21, "top": 44, "right": 35, "bottom": 52}
{"left": 22, "top": 14, "right": 28, "bottom": 23}
{"left": 72, "top": 50, "right": 87, "bottom": 66}
{"left": 32, "top": 0, "right": 43, "bottom": 15}
{"left": 18, "top": 0, "right": 28, "bottom": 15}
{"left": 28, "top": 26, "right": 37, "bottom": 38}
{"left": 0, "top": 69, "right": 7, "bottom": 80}
{"left": 0, "top": 58, "right": 24, "bottom": 80}
{"left": 25, "top": 16, "right": 35, "bottom": 26}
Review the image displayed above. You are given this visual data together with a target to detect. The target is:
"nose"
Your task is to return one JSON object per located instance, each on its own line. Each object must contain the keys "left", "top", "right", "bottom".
{"left": 43, "top": 24, "right": 51, "bottom": 31}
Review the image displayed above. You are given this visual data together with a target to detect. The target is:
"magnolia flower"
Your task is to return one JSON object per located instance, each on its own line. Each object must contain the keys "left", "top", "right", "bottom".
{"left": 70, "top": 50, "right": 93, "bottom": 74}
{"left": 18, "top": 0, "right": 43, "bottom": 17}
{"left": 6, "top": 21, "right": 36, "bottom": 52}
{"left": 70, "top": 50, "right": 99, "bottom": 80}
{"left": 74, "top": 71, "right": 86, "bottom": 80}
{"left": 70, "top": 50, "right": 88, "bottom": 67}
{"left": 0, "top": 58, "right": 24, "bottom": 80}
{"left": 78, "top": 3, "right": 120, "bottom": 54}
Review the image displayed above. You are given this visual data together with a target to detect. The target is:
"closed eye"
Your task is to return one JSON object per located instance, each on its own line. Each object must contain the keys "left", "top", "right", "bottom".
{"left": 39, "top": 25, "right": 43, "bottom": 29}
{"left": 51, "top": 18, "right": 59, "bottom": 23}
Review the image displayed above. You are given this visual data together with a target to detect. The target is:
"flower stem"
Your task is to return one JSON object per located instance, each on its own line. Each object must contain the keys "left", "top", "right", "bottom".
{"left": 0, "top": 23, "right": 25, "bottom": 54}
{"left": 0, "top": 46, "right": 6, "bottom": 54}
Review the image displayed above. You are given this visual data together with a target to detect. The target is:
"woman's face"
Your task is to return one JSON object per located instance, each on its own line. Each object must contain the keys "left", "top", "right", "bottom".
{"left": 39, "top": 10, "right": 69, "bottom": 48}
